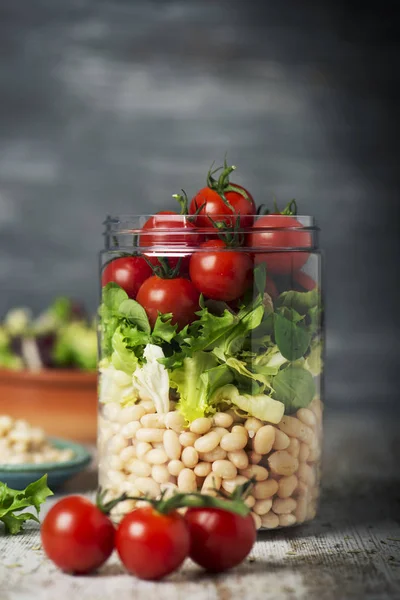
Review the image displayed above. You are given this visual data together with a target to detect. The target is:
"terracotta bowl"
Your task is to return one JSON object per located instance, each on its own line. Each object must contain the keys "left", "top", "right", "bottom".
{"left": 0, "top": 369, "right": 98, "bottom": 442}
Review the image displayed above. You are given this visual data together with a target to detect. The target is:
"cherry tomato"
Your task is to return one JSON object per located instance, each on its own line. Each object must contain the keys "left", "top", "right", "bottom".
{"left": 265, "top": 276, "right": 279, "bottom": 299}
{"left": 41, "top": 496, "right": 115, "bottom": 574}
{"left": 140, "top": 212, "right": 200, "bottom": 271}
{"left": 248, "top": 215, "right": 312, "bottom": 275}
{"left": 189, "top": 185, "right": 256, "bottom": 228}
{"left": 293, "top": 270, "right": 317, "bottom": 291}
{"left": 189, "top": 239, "right": 253, "bottom": 302}
{"left": 184, "top": 507, "right": 256, "bottom": 572}
{"left": 136, "top": 275, "right": 200, "bottom": 329}
{"left": 102, "top": 256, "right": 152, "bottom": 299}
{"left": 115, "top": 506, "right": 190, "bottom": 580}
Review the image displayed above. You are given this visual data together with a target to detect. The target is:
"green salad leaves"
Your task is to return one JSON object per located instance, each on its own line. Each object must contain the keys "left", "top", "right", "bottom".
{"left": 99, "top": 265, "right": 323, "bottom": 422}
{"left": 0, "top": 475, "right": 53, "bottom": 535}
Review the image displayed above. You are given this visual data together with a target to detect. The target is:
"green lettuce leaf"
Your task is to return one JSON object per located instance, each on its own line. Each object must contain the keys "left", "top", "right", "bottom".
{"left": 111, "top": 328, "right": 139, "bottom": 374}
{"left": 211, "top": 384, "right": 285, "bottom": 424}
{"left": 276, "top": 288, "right": 319, "bottom": 314}
{"left": 274, "top": 309, "right": 312, "bottom": 361}
{"left": 305, "top": 338, "right": 323, "bottom": 376}
{"left": 0, "top": 475, "right": 53, "bottom": 535}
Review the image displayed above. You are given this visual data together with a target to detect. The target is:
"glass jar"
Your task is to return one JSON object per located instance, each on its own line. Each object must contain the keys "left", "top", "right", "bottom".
{"left": 98, "top": 214, "right": 323, "bottom": 530}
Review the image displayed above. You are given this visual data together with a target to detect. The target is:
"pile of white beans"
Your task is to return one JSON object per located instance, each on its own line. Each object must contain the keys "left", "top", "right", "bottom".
{"left": 98, "top": 397, "right": 322, "bottom": 529}
{"left": 0, "top": 415, "right": 74, "bottom": 464}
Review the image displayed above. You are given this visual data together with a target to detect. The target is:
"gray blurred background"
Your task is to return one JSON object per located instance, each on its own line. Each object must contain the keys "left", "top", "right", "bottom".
{"left": 0, "top": 0, "right": 399, "bottom": 409}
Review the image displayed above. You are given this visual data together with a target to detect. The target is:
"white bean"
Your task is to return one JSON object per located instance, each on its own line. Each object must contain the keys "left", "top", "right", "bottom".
{"left": 277, "top": 475, "right": 298, "bottom": 499}
{"left": 268, "top": 451, "right": 299, "bottom": 476}
{"left": 180, "top": 432, "right": 200, "bottom": 447}
{"left": 168, "top": 460, "right": 184, "bottom": 477}
{"left": 135, "top": 477, "right": 160, "bottom": 497}
{"left": 244, "top": 417, "right": 263, "bottom": 437}
{"left": 220, "top": 432, "right": 247, "bottom": 452}
{"left": 272, "top": 497, "right": 297, "bottom": 514}
{"left": 190, "top": 418, "right": 212, "bottom": 435}
{"left": 212, "top": 460, "right": 237, "bottom": 480}
{"left": 294, "top": 495, "right": 308, "bottom": 523}
{"left": 253, "top": 425, "right": 275, "bottom": 455}
{"left": 165, "top": 411, "right": 187, "bottom": 432}
{"left": 118, "top": 405, "right": 146, "bottom": 424}
{"left": 253, "top": 498, "right": 273, "bottom": 516}
{"left": 251, "top": 512, "right": 262, "bottom": 529}
{"left": 227, "top": 450, "right": 249, "bottom": 470}
{"left": 199, "top": 447, "right": 227, "bottom": 461}
{"left": 298, "top": 463, "right": 316, "bottom": 486}
{"left": 181, "top": 446, "right": 199, "bottom": 468}
{"left": 127, "top": 459, "right": 151, "bottom": 477}
{"left": 201, "top": 473, "right": 222, "bottom": 495}
{"left": 240, "top": 465, "right": 269, "bottom": 482}
{"left": 119, "top": 446, "right": 136, "bottom": 463}
{"left": 272, "top": 429, "right": 290, "bottom": 451}
{"left": 279, "top": 513, "right": 297, "bottom": 527}
{"left": 297, "top": 408, "right": 317, "bottom": 428}
{"left": 211, "top": 427, "right": 230, "bottom": 440}
{"left": 146, "top": 449, "right": 168, "bottom": 465}
{"left": 108, "top": 455, "right": 124, "bottom": 470}
{"left": 279, "top": 416, "right": 314, "bottom": 444}
{"left": 226, "top": 410, "right": 245, "bottom": 423}
{"left": 177, "top": 468, "right": 197, "bottom": 492}
{"left": 221, "top": 476, "right": 248, "bottom": 494}
{"left": 244, "top": 495, "right": 256, "bottom": 509}
{"left": 140, "top": 413, "right": 166, "bottom": 428}
{"left": 287, "top": 437, "right": 300, "bottom": 458}
{"left": 136, "top": 441, "right": 152, "bottom": 459}
{"left": 106, "top": 470, "right": 126, "bottom": 486}
{"left": 261, "top": 512, "right": 279, "bottom": 529}
{"left": 121, "top": 421, "right": 141, "bottom": 439}
{"left": 296, "top": 480, "right": 309, "bottom": 497}
{"left": 136, "top": 428, "right": 164, "bottom": 443}
{"left": 299, "top": 443, "right": 310, "bottom": 463}
{"left": 194, "top": 462, "right": 212, "bottom": 477}
{"left": 212, "top": 412, "right": 234, "bottom": 428}
{"left": 160, "top": 482, "right": 178, "bottom": 499}
{"left": 163, "top": 430, "right": 182, "bottom": 460}
{"left": 194, "top": 431, "right": 220, "bottom": 453}
{"left": 108, "top": 434, "right": 129, "bottom": 453}
{"left": 249, "top": 451, "right": 262, "bottom": 464}
{"left": 151, "top": 465, "right": 170, "bottom": 484}
{"left": 103, "top": 403, "right": 121, "bottom": 422}
{"left": 254, "top": 479, "right": 279, "bottom": 500}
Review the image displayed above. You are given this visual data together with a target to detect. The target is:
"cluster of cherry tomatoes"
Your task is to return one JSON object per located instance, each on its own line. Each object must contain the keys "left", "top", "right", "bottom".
{"left": 102, "top": 163, "right": 314, "bottom": 330}
{"left": 40, "top": 492, "right": 256, "bottom": 580}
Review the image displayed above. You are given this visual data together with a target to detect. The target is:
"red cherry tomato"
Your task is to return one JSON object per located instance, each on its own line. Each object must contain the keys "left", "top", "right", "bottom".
{"left": 184, "top": 507, "right": 256, "bottom": 572}
{"left": 140, "top": 212, "right": 200, "bottom": 271}
{"left": 102, "top": 256, "right": 152, "bottom": 299}
{"left": 136, "top": 275, "right": 200, "bottom": 329}
{"left": 265, "top": 276, "right": 279, "bottom": 299}
{"left": 293, "top": 270, "right": 317, "bottom": 291}
{"left": 115, "top": 506, "right": 190, "bottom": 580}
{"left": 189, "top": 239, "right": 253, "bottom": 302}
{"left": 248, "top": 215, "right": 312, "bottom": 275}
{"left": 41, "top": 496, "right": 115, "bottom": 574}
{"left": 189, "top": 185, "right": 256, "bottom": 228}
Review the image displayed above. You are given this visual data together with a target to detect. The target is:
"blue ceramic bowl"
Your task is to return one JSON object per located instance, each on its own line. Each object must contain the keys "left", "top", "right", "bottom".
{"left": 0, "top": 438, "right": 92, "bottom": 489}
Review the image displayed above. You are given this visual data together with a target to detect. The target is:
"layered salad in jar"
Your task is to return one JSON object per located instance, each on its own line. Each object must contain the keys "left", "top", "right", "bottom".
{"left": 98, "top": 163, "right": 323, "bottom": 530}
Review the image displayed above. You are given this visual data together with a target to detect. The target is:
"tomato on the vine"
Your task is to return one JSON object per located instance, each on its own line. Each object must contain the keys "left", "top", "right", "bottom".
{"left": 41, "top": 496, "right": 115, "bottom": 574}
{"left": 293, "top": 270, "right": 317, "bottom": 291}
{"left": 102, "top": 256, "right": 152, "bottom": 299}
{"left": 184, "top": 507, "right": 256, "bottom": 572}
{"left": 189, "top": 239, "right": 253, "bottom": 302}
{"left": 115, "top": 505, "right": 190, "bottom": 581}
{"left": 248, "top": 214, "right": 311, "bottom": 275}
{"left": 140, "top": 210, "right": 200, "bottom": 271}
{"left": 189, "top": 163, "right": 256, "bottom": 228}
{"left": 136, "top": 275, "right": 200, "bottom": 329}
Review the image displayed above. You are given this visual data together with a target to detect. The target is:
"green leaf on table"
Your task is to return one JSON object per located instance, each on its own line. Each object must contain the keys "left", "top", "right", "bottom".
{"left": 0, "top": 475, "right": 53, "bottom": 535}
{"left": 274, "top": 310, "right": 311, "bottom": 361}
{"left": 272, "top": 365, "right": 316, "bottom": 413}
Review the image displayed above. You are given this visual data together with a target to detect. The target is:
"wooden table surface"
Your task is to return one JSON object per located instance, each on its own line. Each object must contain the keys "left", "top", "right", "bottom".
{"left": 1, "top": 409, "right": 399, "bottom": 600}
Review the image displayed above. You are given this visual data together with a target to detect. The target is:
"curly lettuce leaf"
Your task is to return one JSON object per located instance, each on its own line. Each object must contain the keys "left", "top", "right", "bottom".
{"left": 111, "top": 328, "right": 139, "bottom": 374}
{"left": 305, "top": 338, "right": 323, "bottom": 376}
{"left": 0, "top": 475, "right": 53, "bottom": 535}
{"left": 170, "top": 352, "right": 219, "bottom": 421}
